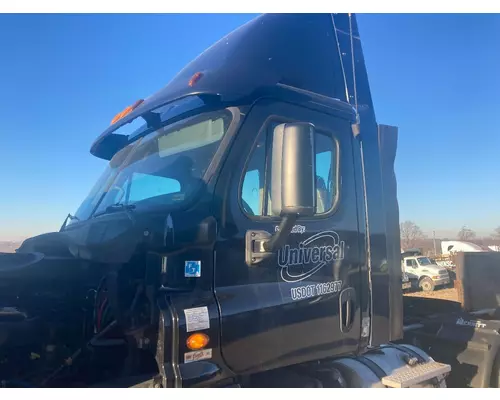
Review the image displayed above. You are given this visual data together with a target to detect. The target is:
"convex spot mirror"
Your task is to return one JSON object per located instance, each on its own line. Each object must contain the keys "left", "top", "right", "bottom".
{"left": 271, "top": 122, "right": 316, "bottom": 218}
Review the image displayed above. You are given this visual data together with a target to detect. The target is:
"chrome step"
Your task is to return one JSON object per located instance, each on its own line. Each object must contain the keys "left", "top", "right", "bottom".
{"left": 381, "top": 360, "right": 451, "bottom": 388}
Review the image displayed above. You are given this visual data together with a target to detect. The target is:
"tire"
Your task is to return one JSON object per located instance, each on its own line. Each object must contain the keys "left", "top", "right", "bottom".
{"left": 419, "top": 277, "right": 435, "bottom": 292}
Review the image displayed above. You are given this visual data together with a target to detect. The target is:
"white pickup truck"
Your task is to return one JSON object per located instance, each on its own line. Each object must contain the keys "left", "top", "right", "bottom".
{"left": 402, "top": 256, "right": 450, "bottom": 292}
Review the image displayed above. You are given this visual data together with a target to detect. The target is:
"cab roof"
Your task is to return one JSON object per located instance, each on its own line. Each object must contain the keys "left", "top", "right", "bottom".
{"left": 91, "top": 14, "right": 373, "bottom": 160}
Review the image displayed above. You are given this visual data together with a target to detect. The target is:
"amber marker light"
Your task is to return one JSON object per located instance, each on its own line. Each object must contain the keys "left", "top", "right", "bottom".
{"left": 110, "top": 99, "right": 144, "bottom": 125}
{"left": 188, "top": 72, "right": 203, "bottom": 87}
{"left": 186, "top": 332, "right": 210, "bottom": 350}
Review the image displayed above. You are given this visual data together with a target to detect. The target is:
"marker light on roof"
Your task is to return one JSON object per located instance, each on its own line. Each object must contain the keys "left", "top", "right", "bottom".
{"left": 188, "top": 72, "right": 203, "bottom": 87}
{"left": 110, "top": 99, "right": 144, "bottom": 125}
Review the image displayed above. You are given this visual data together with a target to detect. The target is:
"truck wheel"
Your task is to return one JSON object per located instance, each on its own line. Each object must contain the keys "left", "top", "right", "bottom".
{"left": 419, "top": 277, "right": 435, "bottom": 292}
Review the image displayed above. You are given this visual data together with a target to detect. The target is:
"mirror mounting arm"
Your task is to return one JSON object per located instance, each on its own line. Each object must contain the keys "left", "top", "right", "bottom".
{"left": 263, "top": 214, "right": 298, "bottom": 253}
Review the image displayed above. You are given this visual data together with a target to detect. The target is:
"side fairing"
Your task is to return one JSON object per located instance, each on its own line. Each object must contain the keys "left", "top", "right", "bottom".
{"left": 378, "top": 124, "right": 403, "bottom": 341}
{"left": 332, "top": 14, "right": 401, "bottom": 343}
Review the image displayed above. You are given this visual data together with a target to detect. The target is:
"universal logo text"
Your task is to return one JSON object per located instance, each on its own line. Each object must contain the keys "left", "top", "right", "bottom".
{"left": 278, "top": 231, "right": 345, "bottom": 282}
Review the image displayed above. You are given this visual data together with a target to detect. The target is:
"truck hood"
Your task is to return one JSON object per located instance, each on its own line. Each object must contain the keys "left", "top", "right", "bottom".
{"left": 420, "top": 265, "right": 447, "bottom": 274}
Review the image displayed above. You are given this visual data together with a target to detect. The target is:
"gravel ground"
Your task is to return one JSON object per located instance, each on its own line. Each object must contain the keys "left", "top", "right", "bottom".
{"left": 404, "top": 287, "right": 460, "bottom": 302}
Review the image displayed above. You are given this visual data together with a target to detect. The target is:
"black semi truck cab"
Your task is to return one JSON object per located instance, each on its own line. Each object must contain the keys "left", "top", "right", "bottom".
{"left": 0, "top": 14, "right": 451, "bottom": 388}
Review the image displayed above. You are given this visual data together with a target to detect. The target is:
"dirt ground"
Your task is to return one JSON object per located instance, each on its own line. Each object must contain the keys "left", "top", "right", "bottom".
{"left": 404, "top": 287, "right": 460, "bottom": 302}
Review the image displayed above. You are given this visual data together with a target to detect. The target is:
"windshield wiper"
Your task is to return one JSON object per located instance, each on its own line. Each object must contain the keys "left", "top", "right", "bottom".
{"left": 60, "top": 213, "right": 80, "bottom": 231}
{"left": 93, "top": 203, "right": 136, "bottom": 218}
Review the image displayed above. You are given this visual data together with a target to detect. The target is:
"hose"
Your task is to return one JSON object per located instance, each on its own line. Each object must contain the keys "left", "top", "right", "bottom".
{"left": 41, "top": 320, "right": 118, "bottom": 387}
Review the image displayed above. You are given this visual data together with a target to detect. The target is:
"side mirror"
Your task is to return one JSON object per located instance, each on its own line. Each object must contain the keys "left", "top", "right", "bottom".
{"left": 246, "top": 123, "right": 316, "bottom": 260}
{"left": 271, "top": 122, "right": 316, "bottom": 217}
{"left": 245, "top": 122, "right": 317, "bottom": 266}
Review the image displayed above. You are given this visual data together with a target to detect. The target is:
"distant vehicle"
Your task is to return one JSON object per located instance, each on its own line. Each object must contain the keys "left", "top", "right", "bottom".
{"left": 441, "top": 240, "right": 491, "bottom": 256}
{"left": 434, "top": 257, "right": 456, "bottom": 269}
{"left": 402, "top": 256, "right": 450, "bottom": 292}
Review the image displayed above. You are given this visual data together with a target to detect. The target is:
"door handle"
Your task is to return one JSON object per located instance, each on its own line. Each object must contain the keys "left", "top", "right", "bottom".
{"left": 245, "top": 230, "right": 273, "bottom": 266}
{"left": 340, "top": 298, "right": 352, "bottom": 332}
{"left": 339, "top": 287, "right": 356, "bottom": 333}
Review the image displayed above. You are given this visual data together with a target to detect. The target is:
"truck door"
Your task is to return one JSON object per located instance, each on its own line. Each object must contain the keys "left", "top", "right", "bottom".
{"left": 213, "top": 99, "right": 362, "bottom": 374}
{"left": 406, "top": 259, "right": 419, "bottom": 280}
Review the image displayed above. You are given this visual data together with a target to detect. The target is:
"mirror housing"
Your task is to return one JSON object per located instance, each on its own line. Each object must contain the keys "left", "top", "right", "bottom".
{"left": 245, "top": 122, "right": 317, "bottom": 264}
{"left": 271, "top": 122, "right": 316, "bottom": 217}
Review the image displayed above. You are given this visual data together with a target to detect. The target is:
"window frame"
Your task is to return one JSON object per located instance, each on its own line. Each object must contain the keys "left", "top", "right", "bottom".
{"left": 237, "top": 115, "right": 341, "bottom": 221}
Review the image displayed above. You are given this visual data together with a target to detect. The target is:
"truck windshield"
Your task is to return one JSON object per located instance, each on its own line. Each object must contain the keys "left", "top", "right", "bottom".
{"left": 417, "top": 257, "right": 433, "bottom": 266}
{"left": 70, "top": 108, "right": 233, "bottom": 223}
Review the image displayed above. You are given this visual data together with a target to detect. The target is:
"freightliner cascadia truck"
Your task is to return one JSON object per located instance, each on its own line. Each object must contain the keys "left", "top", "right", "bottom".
{"left": 4, "top": 13, "right": 497, "bottom": 388}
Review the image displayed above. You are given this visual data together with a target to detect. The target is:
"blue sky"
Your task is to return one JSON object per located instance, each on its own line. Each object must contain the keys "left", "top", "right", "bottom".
{"left": 0, "top": 13, "right": 498, "bottom": 241}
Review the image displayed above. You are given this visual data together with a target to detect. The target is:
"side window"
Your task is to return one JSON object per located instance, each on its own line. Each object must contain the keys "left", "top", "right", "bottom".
{"left": 406, "top": 260, "right": 412, "bottom": 267}
{"left": 240, "top": 133, "right": 267, "bottom": 216}
{"left": 128, "top": 173, "right": 181, "bottom": 203}
{"left": 240, "top": 121, "right": 339, "bottom": 217}
{"left": 315, "top": 133, "right": 336, "bottom": 213}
